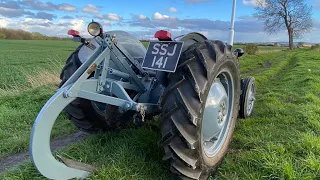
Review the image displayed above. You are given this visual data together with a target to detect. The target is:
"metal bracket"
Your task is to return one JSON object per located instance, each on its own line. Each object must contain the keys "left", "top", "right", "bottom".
{"left": 65, "top": 79, "right": 135, "bottom": 111}
{"left": 61, "top": 44, "right": 107, "bottom": 91}
{"left": 64, "top": 78, "right": 160, "bottom": 115}
{"left": 72, "top": 36, "right": 82, "bottom": 43}
{"left": 97, "top": 47, "right": 111, "bottom": 92}
{"left": 114, "top": 42, "right": 146, "bottom": 74}
{"left": 138, "top": 76, "right": 154, "bottom": 103}
{"left": 109, "top": 43, "right": 147, "bottom": 92}
{"left": 60, "top": 35, "right": 161, "bottom": 113}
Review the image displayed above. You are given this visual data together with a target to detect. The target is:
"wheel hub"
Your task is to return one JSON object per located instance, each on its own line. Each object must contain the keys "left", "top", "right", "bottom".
{"left": 217, "top": 101, "right": 227, "bottom": 124}
{"left": 246, "top": 84, "right": 255, "bottom": 115}
{"left": 201, "top": 71, "right": 234, "bottom": 157}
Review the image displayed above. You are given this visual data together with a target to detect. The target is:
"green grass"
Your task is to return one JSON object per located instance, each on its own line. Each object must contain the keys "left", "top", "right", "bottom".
{"left": 0, "top": 40, "right": 78, "bottom": 156}
{"left": 216, "top": 48, "right": 320, "bottom": 179}
{"left": 1, "top": 40, "right": 320, "bottom": 179}
{"left": 0, "top": 40, "right": 78, "bottom": 89}
{"left": 0, "top": 86, "right": 78, "bottom": 157}
{"left": 142, "top": 41, "right": 149, "bottom": 48}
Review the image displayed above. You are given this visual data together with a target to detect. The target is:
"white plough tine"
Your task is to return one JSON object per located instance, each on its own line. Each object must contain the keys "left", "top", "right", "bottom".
{"left": 29, "top": 85, "right": 91, "bottom": 180}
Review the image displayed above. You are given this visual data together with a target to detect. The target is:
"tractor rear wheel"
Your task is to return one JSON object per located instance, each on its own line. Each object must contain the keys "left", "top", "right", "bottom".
{"left": 59, "top": 45, "right": 133, "bottom": 133}
{"left": 159, "top": 40, "right": 240, "bottom": 179}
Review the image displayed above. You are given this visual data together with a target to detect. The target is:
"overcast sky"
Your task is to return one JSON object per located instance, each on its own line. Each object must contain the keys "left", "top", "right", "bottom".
{"left": 0, "top": 0, "right": 319, "bottom": 43}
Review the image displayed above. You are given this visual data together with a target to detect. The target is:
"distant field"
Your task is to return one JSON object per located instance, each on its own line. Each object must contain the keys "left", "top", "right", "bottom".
{"left": 0, "top": 40, "right": 78, "bottom": 90}
{"left": 233, "top": 44, "right": 287, "bottom": 50}
{"left": 1, "top": 40, "right": 320, "bottom": 179}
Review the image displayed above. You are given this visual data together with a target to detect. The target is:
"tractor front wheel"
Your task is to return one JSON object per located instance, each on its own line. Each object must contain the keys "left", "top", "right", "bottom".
{"left": 159, "top": 40, "right": 240, "bottom": 179}
{"left": 239, "top": 76, "right": 256, "bottom": 119}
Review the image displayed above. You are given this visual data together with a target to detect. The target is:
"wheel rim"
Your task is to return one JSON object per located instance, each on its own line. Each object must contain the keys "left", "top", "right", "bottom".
{"left": 202, "top": 69, "right": 234, "bottom": 157}
{"left": 90, "top": 91, "right": 107, "bottom": 116}
{"left": 246, "top": 83, "right": 255, "bottom": 115}
{"left": 91, "top": 101, "right": 106, "bottom": 116}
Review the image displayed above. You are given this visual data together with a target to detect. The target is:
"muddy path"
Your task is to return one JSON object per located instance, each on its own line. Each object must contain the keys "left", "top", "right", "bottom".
{"left": 242, "top": 60, "right": 271, "bottom": 76}
{"left": 0, "top": 131, "right": 89, "bottom": 173}
{"left": 241, "top": 52, "right": 287, "bottom": 76}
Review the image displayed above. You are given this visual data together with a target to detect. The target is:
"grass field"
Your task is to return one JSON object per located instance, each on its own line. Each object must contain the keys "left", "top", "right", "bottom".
{"left": 0, "top": 40, "right": 78, "bottom": 157}
{"left": 0, "top": 40, "right": 320, "bottom": 179}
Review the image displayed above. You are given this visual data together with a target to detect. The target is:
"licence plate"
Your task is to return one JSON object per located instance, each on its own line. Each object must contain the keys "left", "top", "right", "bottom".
{"left": 142, "top": 41, "right": 184, "bottom": 72}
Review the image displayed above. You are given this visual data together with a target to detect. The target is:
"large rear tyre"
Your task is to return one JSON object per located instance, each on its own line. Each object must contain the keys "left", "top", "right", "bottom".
{"left": 59, "top": 45, "right": 133, "bottom": 133}
{"left": 239, "top": 76, "right": 256, "bottom": 119}
{"left": 159, "top": 40, "right": 240, "bottom": 179}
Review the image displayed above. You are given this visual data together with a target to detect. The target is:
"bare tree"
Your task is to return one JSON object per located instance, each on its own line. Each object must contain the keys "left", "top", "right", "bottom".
{"left": 253, "top": 0, "right": 313, "bottom": 49}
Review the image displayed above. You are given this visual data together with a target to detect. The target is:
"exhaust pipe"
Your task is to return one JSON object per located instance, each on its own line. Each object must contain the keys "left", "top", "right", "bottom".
{"left": 229, "top": 0, "right": 237, "bottom": 46}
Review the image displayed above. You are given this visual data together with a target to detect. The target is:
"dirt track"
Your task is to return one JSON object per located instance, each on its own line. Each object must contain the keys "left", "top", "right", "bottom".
{"left": 0, "top": 131, "right": 89, "bottom": 173}
{"left": 242, "top": 52, "right": 287, "bottom": 76}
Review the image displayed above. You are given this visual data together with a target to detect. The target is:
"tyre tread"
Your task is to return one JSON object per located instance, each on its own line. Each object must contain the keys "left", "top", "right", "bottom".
{"left": 159, "top": 40, "right": 240, "bottom": 179}
{"left": 239, "top": 76, "right": 255, "bottom": 118}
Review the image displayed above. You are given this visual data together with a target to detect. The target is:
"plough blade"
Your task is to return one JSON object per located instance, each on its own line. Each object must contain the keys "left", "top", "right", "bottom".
{"left": 29, "top": 85, "right": 92, "bottom": 180}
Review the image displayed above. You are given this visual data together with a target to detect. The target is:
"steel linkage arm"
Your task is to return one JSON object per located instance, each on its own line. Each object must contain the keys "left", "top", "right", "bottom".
{"left": 30, "top": 37, "right": 159, "bottom": 180}
{"left": 67, "top": 79, "right": 160, "bottom": 113}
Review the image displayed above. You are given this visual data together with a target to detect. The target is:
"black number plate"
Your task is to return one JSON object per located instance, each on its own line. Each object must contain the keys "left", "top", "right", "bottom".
{"left": 142, "top": 41, "right": 184, "bottom": 72}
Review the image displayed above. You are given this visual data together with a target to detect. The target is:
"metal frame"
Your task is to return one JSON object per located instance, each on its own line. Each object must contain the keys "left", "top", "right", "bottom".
{"left": 62, "top": 34, "right": 159, "bottom": 113}
{"left": 30, "top": 33, "right": 161, "bottom": 180}
{"left": 30, "top": 84, "right": 90, "bottom": 180}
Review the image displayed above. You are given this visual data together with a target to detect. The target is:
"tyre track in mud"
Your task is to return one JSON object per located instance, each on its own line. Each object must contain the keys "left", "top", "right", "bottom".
{"left": 241, "top": 52, "right": 288, "bottom": 76}
{"left": 0, "top": 131, "right": 89, "bottom": 173}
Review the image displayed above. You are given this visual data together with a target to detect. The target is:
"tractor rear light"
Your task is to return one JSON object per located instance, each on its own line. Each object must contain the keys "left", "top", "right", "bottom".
{"left": 68, "top": 29, "right": 79, "bottom": 37}
{"left": 155, "top": 30, "right": 172, "bottom": 40}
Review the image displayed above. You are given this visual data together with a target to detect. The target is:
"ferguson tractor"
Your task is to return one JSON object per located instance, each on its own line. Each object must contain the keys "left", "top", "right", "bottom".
{"left": 29, "top": 1, "right": 256, "bottom": 179}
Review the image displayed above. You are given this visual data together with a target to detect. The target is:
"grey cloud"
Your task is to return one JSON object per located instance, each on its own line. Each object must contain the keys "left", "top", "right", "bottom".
{"left": 93, "top": 13, "right": 122, "bottom": 21}
{"left": 76, "top": 14, "right": 91, "bottom": 19}
{"left": 0, "top": 0, "right": 21, "bottom": 9}
{"left": 58, "top": 3, "right": 77, "bottom": 12}
{"left": 127, "top": 16, "right": 264, "bottom": 33}
{"left": 22, "top": 20, "right": 74, "bottom": 30}
{"left": 131, "top": 14, "right": 151, "bottom": 21}
{"left": 23, "top": 20, "right": 54, "bottom": 27}
{"left": 128, "top": 14, "right": 154, "bottom": 28}
{"left": 82, "top": 4, "right": 99, "bottom": 15}
{"left": 57, "top": 22, "right": 72, "bottom": 26}
{"left": 21, "top": 0, "right": 57, "bottom": 11}
{"left": 128, "top": 21, "right": 155, "bottom": 28}
{"left": 62, "top": 15, "right": 74, "bottom": 19}
{"left": 0, "top": 0, "right": 34, "bottom": 18}
{"left": 184, "top": 0, "right": 213, "bottom": 4}
{"left": 27, "top": 11, "right": 57, "bottom": 20}
{"left": 10, "top": 0, "right": 77, "bottom": 12}
{"left": 0, "top": 7, "right": 34, "bottom": 18}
